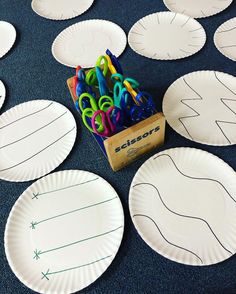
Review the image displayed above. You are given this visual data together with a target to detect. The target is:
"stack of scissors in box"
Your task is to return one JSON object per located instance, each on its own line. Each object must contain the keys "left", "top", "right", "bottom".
{"left": 73, "top": 49, "right": 156, "bottom": 137}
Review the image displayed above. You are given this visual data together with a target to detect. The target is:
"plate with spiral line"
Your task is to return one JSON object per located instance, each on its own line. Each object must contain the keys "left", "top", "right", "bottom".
{"left": 5, "top": 170, "right": 124, "bottom": 293}
{"left": 129, "top": 147, "right": 236, "bottom": 266}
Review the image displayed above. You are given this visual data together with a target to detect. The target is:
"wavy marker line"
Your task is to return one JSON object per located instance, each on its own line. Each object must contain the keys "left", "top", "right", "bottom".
{"left": 41, "top": 255, "right": 112, "bottom": 280}
{"left": 214, "top": 71, "right": 236, "bottom": 96}
{"left": 0, "top": 102, "right": 53, "bottom": 130}
{"left": 178, "top": 77, "right": 202, "bottom": 139}
{"left": 133, "top": 214, "right": 203, "bottom": 264}
{"left": 0, "top": 126, "right": 75, "bottom": 172}
{"left": 0, "top": 112, "right": 67, "bottom": 149}
{"left": 219, "top": 44, "right": 236, "bottom": 48}
{"left": 153, "top": 153, "right": 236, "bottom": 205}
{"left": 32, "top": 178, "right": 99, "bottom": 200}
{"left": 133, "top": 181, "right": 232, "bottom": 255}
{"left": 30, "top": 196, "right": 118, "bottom": 229}
{"left": 33, "top": 226, "right": 122, "bottom": 260}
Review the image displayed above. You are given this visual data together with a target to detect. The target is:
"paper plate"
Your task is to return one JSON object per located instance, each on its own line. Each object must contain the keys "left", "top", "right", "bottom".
{"left": 163, "top": 0, "right": 233, "bottom": 18}
{"left": 163, "top": 70, "right": 236, "bottom": 146}
{"left": 0, "top": 80, "right": 6, "bottom": 111}
{"left": 129, "top": 147, "right": 236, "bottom": 266}
{"left": 31, "top": 0, "right": 94, "bottom": 20}
{"left": 0, "top": 21, "right": 16, "bottom": 58}
{"left": 0, "top": 100, "right": 76, "bottom": 182}
{"left": 128, "top": 12, "right": 206, "bottom": 60}
{"left": 52, "top": 20, "right": 127, "bottom": 68}
{"left": 214, "top": 17, "right": 236, "bottom": 62}
{"left": 5, "top": 170, "right": 124, "bottom": 293}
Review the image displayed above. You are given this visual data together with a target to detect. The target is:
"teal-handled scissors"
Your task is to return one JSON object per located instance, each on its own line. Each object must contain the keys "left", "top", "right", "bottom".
{"left": 112, "top": 73, "right": 140, "bottom": 107}
{"left": 85, "top": 55, "right": 109, "bottom": 86}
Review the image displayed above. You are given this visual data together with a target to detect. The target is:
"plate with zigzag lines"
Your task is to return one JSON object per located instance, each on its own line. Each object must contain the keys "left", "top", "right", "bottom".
{"left": 129, "top": 147, "right": 236, "bottom": 266}
{"left": 5, "top": 170, "right": 124, "bottom": 293}
{"left": 163, "top": 70, "right": 236, "bottom": 145}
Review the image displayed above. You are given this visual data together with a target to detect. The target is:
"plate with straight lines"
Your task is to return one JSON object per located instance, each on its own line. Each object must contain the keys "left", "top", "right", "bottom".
{"left": 0, "top": 80, "right": 6, "bottom": 111}
{"left": 128, "top": 12, "right": 206, "bottom": 60}
{"left": 5, "top": 170, "right": 124, "bottom": 294}
{"left": 0, "top": 100, "right": 76, "bottom": 182}
{"left": 129, "top": 147, "right": 236, "bottom": 266}
{"left": 31, "top": 0, "right": 94, "bottom": 20}
{"left": 214, "top": 17, "right": 236, "bottom": 62}
{"left": 163, "top": 0, "right": 233, "bottom": 18}
{"left": 163, "top": 71, "right": 236, "bottom": 145}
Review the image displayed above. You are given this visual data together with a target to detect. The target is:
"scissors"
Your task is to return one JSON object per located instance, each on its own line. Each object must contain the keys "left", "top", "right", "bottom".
{"left": 120, "top": 90, "right": 156, "bottom": 123}
{"left": 85, "top": 55, "right": 109, "bottom": 86}
{"left": 96, "top": 66, "right": 110, "bottom": 97}
{"left": 111, "top": 73, "right": 140, "bottom": 107}
{"left": 78, "top": 93, "right": 122, "bottom": 137}
{"left": 91, "top": 107, "right": 122, "bottom": 137}
{"left": 75, "top": 68, "right": 96, "bottom": 98}
{"left": 105, "top": 49, "right": 123, "bottom": 75}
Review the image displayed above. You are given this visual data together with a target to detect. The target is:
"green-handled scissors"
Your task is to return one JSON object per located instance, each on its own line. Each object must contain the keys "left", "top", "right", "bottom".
{"left": 85, "top": 55, "right": 109, "bottom": 86}
{"left": 78, "top": 93, "right": 114, "bottom": 132}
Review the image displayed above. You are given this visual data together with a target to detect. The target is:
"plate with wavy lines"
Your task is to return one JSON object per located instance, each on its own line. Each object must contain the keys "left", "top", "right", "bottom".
{"left": 163, "top": 0, "right": 233, "bottom": 18}
{"left": 52, "top": 20, "right": 127, "bottom": 68}
{"left": 129, "top": 147, "right": 236, "bottom": 266}
{"left": 214, "top": 17, "right": 236, "bottom": 62}
{"left": 128, "top": 12, "right": 206, "bottom": 60}
{"left": 31, "top": 0, "right": 94, "bottom": 20}
{"left": 0, "top": 100, "right": 76, "bottom": 182}
{"left": 5, "top": 170, "right": 124, "bottom": 293}
{"left": 0, "top": 80, "right": 6, "bottom": 111}
{"left": 163, "top": 71, "right": 236, "bottom": 145}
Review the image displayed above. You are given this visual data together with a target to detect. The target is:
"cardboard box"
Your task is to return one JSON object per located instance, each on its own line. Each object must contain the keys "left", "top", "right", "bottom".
{"left": 67, "top": 77, "right": 165, "bottom": 171}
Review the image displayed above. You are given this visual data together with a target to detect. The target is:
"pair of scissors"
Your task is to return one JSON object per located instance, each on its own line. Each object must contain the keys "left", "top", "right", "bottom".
{"left": 111, "top": 73, "right": 140, "bottom": 107}
{"left": 78, "top": 93, "right": 122, "bottom": 137}
{"left": 74, "top": 67, "right": 95, "bottom": 98}
{"left": 120, "top": 90, "right": 156, "bottom": 123}
{"left": 85, "top": 55, "right": 109, "bottom": 86}
{"left": 105, "top": 49, "right": 123, "bottom": 75}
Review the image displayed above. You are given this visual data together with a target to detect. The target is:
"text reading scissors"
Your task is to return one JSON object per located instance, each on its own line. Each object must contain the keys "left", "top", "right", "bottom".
{"left": 78, "top": 93, "right": 122, "bottom": 137}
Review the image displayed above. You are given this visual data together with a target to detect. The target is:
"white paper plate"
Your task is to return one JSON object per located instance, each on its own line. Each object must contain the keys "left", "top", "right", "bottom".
{"left": 0, "top": 80, "right": 6, "bottom": 111}
{"left": 163, "top": 0, "right": 233, "bottom": 18}
{"left": 0, "top": 100, "right": 76, "bottom": 182}
{"left": 214, "top": 17, "right": 236, "bottom": 62}
{"left": 52, "top": 20, "right": 127, "bottom": 68}
{"left": 0, "top": 21, "right": 16, "bottom": 58}
{"left": 5, "top": 170, "right": 124, "bottom": 293}
{"left": 31, "top": 0, "right": 94, "bottom": 20}
{"left": 163, "top": 70, "right": 236, "bottom": 146}
{"left": 129, "top": 147, "right": 236, "bottom": 266}
{"left": 128, "top": 12, "right": 206, "bottom": 60}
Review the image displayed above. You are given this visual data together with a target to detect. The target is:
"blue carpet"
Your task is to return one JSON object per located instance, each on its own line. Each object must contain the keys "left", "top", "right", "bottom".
{"left": 1, "top": 0, "right": 236, "bottom": 293}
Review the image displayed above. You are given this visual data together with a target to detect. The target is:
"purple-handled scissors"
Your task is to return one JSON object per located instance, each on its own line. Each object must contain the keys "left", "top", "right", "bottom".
{"left": 91, "top": 106, "right": 122, "bottom": 137}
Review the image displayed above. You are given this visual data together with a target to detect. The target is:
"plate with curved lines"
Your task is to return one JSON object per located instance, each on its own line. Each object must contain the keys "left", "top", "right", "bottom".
{"left": 0, "top": 100, "right": 76, "bottom": 182}
{"left": 214, "top": 17, "right": 236, "bottom": 62}
{"left": 128, "top": 12, "right": 206, "bottom": 60}
{"left": 5, "top": 170, "right": 124, "bottom": 293}
{"left": 129, "top": 147, "right": 236, "bottom": 266}
{"left": 31, "top": 0, "right": 94, "bottom": 20}
{"left": 163, "top": 70, "right": 236, "bottom": 146}
{"left": 163, "top": 0, "right": 233, "bottom": 18}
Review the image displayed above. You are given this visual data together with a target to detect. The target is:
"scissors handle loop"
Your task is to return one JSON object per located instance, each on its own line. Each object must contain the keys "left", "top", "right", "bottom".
{"left": 98, "top": 95, "right": 114, "bottom": 111}
{"left": 78, "top": 93, "right": 98, "bottom": 112}
{"left": 85, "top": 55, "right": 108, "bottom": 86}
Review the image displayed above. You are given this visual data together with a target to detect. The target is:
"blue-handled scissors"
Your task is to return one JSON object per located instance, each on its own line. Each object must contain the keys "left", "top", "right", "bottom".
{"left": 76, "top": 68, "right": 96, "bottom": 98}
{"left": 96, "top": 66, "right": 110, "bottom": 97}
{"left": 119, "top": 90, "right": 156, "bottom": 124}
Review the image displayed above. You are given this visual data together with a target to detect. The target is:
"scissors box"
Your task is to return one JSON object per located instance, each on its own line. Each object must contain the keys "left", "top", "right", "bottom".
{"left": 67, "top": 77, "right": 165, "bottom": 171}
